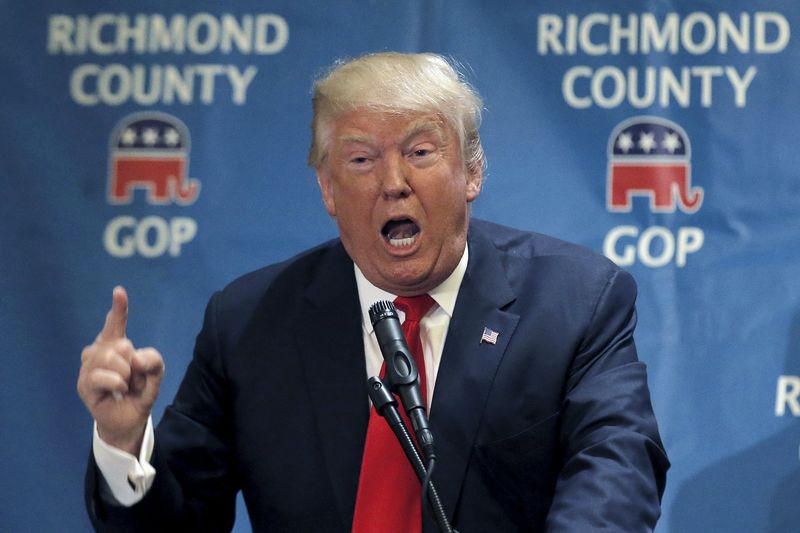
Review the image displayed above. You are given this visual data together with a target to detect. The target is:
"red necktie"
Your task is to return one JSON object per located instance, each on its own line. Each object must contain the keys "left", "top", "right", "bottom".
{"left": 351, "top": 294, "right": 437, "bottom": 533}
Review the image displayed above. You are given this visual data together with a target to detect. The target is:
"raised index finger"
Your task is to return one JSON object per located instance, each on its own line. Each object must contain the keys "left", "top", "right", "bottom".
{"left": 99, "top": 286, "right": 128, "bottom": 341}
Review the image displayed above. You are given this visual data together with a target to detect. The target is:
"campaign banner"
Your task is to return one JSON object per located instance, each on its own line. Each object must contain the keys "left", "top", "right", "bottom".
{"left": 1, "top": 2, "right": 798, "bottom": 531}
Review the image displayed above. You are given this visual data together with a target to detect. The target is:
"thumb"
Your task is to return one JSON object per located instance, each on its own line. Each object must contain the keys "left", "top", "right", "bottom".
{"left": 130, "top": 347, "right": 164, "bottom": 403}
{"left": 99, "top": 286, "right": 128, "bottom": 341}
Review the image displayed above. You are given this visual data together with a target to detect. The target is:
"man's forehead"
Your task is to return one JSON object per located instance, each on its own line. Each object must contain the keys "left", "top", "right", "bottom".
{"left": 332, "top": 112, "right": 449, "bottom": 145}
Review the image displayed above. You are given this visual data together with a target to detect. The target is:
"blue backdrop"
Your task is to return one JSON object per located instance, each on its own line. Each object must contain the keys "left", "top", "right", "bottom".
{"left": 1, "top": 1, "right": 799, "bottom": 531}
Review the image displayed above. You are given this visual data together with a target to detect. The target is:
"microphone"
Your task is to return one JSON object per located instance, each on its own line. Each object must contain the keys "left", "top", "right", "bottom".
{"left": 369, "top": 300, "right": 435, "bottom": 461}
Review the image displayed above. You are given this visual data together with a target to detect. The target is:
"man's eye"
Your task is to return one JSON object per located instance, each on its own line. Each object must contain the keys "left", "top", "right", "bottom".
{"left": 350, "top": 157, "right": 369, "bottom": 164}
{"left": 413, "top": 149, "right": 431, "bottom": 157}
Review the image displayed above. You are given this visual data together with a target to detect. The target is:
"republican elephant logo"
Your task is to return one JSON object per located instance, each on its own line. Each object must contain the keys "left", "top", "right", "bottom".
{"left": 607, "top": 116, "right": 702, "bottom": 214}
{"left": 108, "top": 112, "right": 200, "bottom": 205}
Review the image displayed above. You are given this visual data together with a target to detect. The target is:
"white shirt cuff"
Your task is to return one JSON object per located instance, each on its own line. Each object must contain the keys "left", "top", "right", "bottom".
{"left": 92, "top": 417, "right": 156, "bottom": 507}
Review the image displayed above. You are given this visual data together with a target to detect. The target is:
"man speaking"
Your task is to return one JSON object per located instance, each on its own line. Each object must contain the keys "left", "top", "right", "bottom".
{"left": 78, "top": 52, "right": 669, "bottom": 532}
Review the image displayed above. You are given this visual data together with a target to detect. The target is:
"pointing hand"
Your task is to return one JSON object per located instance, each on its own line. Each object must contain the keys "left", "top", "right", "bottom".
{"left": 77, "top": 287, "right": 164, "bottom": 455}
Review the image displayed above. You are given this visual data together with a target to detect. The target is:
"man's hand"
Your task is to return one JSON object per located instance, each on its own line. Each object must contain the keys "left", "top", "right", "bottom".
{"left": 77, "top": 287, "right": 165, "bottom": 455}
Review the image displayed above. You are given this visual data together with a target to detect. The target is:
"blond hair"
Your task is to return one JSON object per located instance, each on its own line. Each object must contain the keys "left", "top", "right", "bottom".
{"left": 308, "top": 52, "right": 485, "bottom": 174}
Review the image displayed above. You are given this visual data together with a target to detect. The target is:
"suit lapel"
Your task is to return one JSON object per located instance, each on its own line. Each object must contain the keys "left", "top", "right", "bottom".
{"left": 293, "top": 243, "right": 369, "bottom": 529}
{"left": 429, "top": 226, "right": 519, "bottom": 525}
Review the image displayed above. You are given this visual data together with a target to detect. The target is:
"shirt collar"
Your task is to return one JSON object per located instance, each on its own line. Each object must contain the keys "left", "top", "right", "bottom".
{"left": 354, "top": 243, "right": 469, "bottom": 334}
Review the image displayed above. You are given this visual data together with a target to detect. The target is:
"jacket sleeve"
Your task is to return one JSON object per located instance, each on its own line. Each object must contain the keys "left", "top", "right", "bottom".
{"left": 545, "top": 268, "right": 669, "bottom": 533}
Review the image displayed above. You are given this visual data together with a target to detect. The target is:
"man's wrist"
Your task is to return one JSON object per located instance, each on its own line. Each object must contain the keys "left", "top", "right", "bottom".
{"left": 96, "top": 420, "right": 148, "bottom": 456}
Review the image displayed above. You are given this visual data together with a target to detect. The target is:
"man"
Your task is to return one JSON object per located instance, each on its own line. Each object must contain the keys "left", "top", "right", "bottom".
{"left": 78, "top": 52, "right": 668, "bottom": 532}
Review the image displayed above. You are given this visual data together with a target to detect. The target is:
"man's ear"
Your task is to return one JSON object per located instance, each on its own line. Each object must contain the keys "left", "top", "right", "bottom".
{"left": 466, "top": 167, "right": 483, "bottom": 203}
{"left": 316, "top": 168, "right": 337, "bottom": 217}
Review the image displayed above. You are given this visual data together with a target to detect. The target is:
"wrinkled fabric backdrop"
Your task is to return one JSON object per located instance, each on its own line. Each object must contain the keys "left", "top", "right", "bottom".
{"left": 1, "top": 1, "right": 798, "bottom": 531}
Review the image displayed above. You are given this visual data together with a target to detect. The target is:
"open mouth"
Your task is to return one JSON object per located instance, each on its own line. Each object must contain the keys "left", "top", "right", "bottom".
{"left": 381, "top": 218, "right": 420, "bottom": 248}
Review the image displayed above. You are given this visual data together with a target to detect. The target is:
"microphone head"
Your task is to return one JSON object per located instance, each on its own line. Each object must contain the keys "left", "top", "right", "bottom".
{"left": 368, "top": 300, "right": 398, "bottom": 326}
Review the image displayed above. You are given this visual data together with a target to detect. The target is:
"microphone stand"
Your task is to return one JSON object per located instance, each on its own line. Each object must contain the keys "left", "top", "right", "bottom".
{"left": 367, "top": 377, "right": 457, "bottom": 533}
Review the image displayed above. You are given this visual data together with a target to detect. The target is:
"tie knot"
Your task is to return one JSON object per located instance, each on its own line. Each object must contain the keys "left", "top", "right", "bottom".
{"left": 394, "top": 294, "right": 436, "bottom": 323}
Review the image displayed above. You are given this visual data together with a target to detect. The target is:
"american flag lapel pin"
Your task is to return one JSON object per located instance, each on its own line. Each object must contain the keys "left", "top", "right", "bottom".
{"left": 480, "top": 327, "right": 499, "bottom": 345}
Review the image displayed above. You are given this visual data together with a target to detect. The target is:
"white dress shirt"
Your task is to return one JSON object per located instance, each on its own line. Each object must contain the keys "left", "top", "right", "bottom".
{"left": 93, "top": 245, "right": 469, "bottom": 506}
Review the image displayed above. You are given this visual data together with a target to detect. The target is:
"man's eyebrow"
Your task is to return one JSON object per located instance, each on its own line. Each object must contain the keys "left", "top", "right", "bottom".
{"left": 401, "top": 119, "right": 445, "bottom": 144}
{"left": 336, "top": 133, "right": 373, "bottom": 145}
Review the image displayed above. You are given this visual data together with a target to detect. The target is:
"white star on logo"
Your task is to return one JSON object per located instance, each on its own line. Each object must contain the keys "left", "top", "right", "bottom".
{"left": 163, "top": 128, "right": 180, "bottom": 147}
{"left": 662, "top": 132, "right": 682, "bottom": 154}
{"left": 142, "top": 128, "right": 159, "bottom": 146}
{"left": 120, "top": 128, "right": 137, "bottom": 146}
{"left": 616, "top": 132, "right": 634, "bottom": 153}
{"left": 638, "top": 132, "right": 656, "bottom": 153}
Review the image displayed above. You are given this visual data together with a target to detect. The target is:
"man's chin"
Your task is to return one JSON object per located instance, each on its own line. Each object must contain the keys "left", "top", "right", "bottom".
{"left": 373, "top": 262, "right": 443, "bottom": 296}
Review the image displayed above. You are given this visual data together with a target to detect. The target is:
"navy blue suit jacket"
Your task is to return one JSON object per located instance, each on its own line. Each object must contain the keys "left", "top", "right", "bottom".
{"left": 87, "top": 219, "right": 668, "bottom": 532}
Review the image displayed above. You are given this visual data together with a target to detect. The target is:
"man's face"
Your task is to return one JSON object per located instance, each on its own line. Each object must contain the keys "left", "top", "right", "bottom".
{"left": 316, "top": 109, "right": 482, "bottom": 296}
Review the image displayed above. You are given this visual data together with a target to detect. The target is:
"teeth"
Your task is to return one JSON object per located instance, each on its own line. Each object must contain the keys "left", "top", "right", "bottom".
{"left": 388, "top": 235, "right": 417, "bottom": 247}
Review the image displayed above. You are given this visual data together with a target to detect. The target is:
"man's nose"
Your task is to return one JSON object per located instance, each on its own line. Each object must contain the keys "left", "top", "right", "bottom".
{"left": 380, "top": 152, "right": 412, "bottom": 199}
